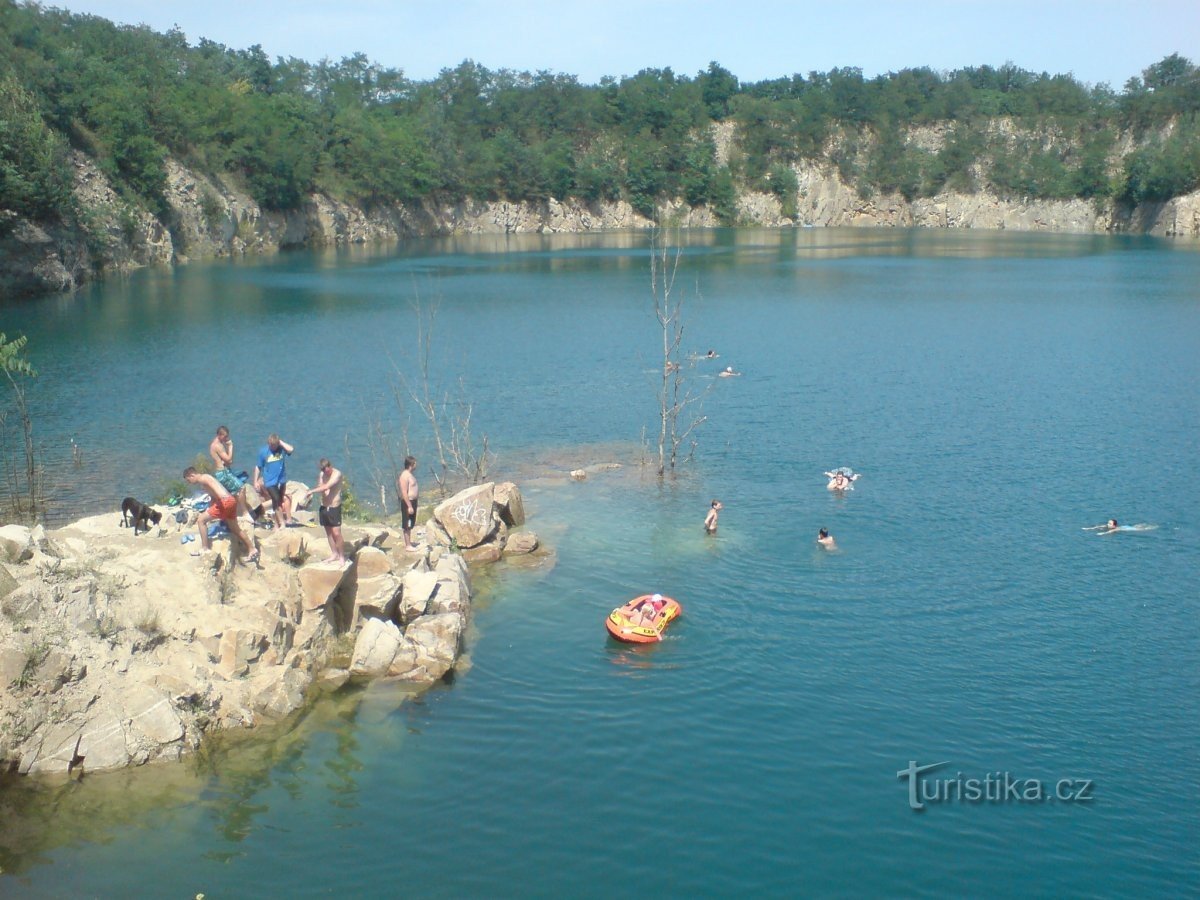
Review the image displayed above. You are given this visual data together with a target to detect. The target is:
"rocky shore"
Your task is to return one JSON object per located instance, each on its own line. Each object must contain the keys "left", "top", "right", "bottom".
{"left": 0, "top": 481, "right": 541, "bottom": 777}
{"left": 3, "top": 139, "right": 1198, "bottom": 298}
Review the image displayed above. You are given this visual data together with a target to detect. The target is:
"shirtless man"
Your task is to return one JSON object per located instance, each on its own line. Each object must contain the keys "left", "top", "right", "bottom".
{"left": 210, "top": 425, "right": 233, "bottom": 471}
{"left": 704, "top": 499, "right": 722, "bottom": 534}
{"left": 302, "top": 458, "right": 344, "bottom": 563}
{"left": 718, "top": 366, "right": 741, "bottom": 377}
{"left": 210, "top": 425, "right": 257, "bottom": 516}
{"left": 183, "top": 467, "right": 257, "bottom": 561}
{"left": 825, "top": 470, "right": 859, "bottom": 491}
{"left": 397, "top": 456, "right": 419, "bottom": 551}
{"left": 817, "top": 528, "right": 836, "bottom": 549}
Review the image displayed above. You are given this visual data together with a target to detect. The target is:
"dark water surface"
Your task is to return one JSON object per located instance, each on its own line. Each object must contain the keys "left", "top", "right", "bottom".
{"left": 2, "top": 228, "right": 1198, "bottom": 896}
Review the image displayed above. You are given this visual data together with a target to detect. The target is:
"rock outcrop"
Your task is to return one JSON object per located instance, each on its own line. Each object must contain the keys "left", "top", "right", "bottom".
{"left": 5, "top": 129, "right": 1199, "bottom": 299}
{"left": 424, "top": 481, "right": 541, "bottom": 566}
{"left": 0, "top": 495, "right": 486, "bottom": 777}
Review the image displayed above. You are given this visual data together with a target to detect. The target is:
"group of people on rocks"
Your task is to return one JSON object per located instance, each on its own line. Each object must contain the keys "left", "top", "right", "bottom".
{"left": 181, "top": 426, "right": 366, "bottom": 567}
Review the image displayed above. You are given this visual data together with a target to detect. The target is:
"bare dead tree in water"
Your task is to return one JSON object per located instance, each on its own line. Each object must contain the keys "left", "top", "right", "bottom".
{"left": 395, "top": 295, "right": 494, "bottom": 495}
{"left": 650, "top": 237, "right": 707, "bottom": 476}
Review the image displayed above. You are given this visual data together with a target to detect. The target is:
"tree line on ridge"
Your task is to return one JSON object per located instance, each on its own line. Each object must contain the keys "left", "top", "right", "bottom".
{"left": 2, "top": 1, "right": 1199, "bottom": 231}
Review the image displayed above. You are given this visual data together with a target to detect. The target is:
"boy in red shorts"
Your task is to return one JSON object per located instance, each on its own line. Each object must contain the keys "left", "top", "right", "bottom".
{"left": 184, "top": 467, "right": 258, "bottom": 562}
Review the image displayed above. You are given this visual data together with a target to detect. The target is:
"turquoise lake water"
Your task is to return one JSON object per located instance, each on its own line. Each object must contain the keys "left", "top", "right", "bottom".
{"left": 2, "top": 228, "right": 1199, "bottom": 896}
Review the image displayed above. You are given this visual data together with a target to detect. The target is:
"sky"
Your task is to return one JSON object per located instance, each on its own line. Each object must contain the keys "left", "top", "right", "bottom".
{"left": 46, "top": 0, "right": 1200, "bottom": 88}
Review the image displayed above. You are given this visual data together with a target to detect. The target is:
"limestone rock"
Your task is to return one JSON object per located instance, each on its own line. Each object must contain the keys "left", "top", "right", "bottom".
{"left": 433, "top": 483, "right": 498, "bottom": 549}
{"left": 298, "top": 561, "right": 351, "bottom": 610}
{"left": 349, "top": 618, "right": 402, "bottom": 677}
{"left": 251, "top": 666, "right": 311, "bottom": 719}
{"left": 504, "top": 531, "right": 539, "bottom": 555}
{"left": 0, "top": 525, "right": 34, "bottom": 564}
{"left": 426, "top": 577, "right": 466, "bottom": 617}
{"left": 288, "top": 482, "right": 313, "bottom": 511}
{"left": 218, "top": 629, "right": 268, "bottom": 679}
{"left": 435, "top": 552, "right": 471, "bottom": 589}
{"left": 461, "top": 543, "right": 502, "bottom": 565}
{"left": 403, "top": 613, "right": 465, "bottom": 682}
{"left": 0, "top": 563, "right": 17, "bottom": 602}
{"left": 1, "top": 647, "right": 28, "bottom": 687}
{"left": 399, "top": 570, "right": 439, "bottom": 624}
{"left": 352, "top": 573, "right": 404, "bottom": 625}
{"left": 278, "top": 531, "right": 311, "bottom": 564}
{"left": 385, "top": 637, "right": 419, "bottom": 678}
{"left": 354, "top": 545, "right": 392, "bottom": 580}
{"left": 494, "top": 482, "right": 526, "bottom": 527}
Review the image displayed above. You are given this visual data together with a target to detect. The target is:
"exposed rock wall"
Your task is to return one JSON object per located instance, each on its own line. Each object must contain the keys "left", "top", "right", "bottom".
{"left": 0, "top": 508, "right": 472, "bottom": 777}
{"left": 0, "top": 480, "right": 543, "bottom": 777}
{"left": 3, "top": 144, "right": 1199, "bottom": 298}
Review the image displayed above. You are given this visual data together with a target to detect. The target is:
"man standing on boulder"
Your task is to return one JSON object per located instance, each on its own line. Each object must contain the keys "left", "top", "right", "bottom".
{"left": 397, "top": 455, "right": 419, "bottom": 552}
{"left": 302, "top": 458, "right": 344, "bottom": 564}
{"left": 255, "top": 433, "right": 294, "bottom": 528}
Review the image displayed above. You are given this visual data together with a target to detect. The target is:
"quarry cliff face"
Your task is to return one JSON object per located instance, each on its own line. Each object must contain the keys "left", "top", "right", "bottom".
{"left": 3, "top": 139, "right": 1198, "bottom": 299}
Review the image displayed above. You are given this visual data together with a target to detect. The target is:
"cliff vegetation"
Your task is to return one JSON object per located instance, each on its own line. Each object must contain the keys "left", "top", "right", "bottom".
{"left": 2, "top": 1, "right": 1199, "bottom": 296}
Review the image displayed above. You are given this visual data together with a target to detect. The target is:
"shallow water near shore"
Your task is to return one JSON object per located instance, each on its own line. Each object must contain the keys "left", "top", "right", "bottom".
{"left": 3, "top": 228, "right": 1199, "bottom": 896}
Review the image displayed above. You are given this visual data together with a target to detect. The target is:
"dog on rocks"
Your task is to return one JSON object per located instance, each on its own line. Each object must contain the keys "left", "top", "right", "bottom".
{"left": 120, "top": 497, "right": 162, "bottom": 535}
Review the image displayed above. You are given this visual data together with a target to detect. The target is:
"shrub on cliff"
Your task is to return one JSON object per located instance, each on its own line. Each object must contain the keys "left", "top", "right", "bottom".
{"left": 0, "top": 77, "right": 75, "bottom": 222}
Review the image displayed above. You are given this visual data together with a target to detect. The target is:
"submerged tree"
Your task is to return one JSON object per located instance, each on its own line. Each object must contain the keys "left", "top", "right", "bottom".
{"left": 397, "top": 296, "right": 495, "bottom": 494}
{"left": 650, "top": 235, "right": 707, "bottom": 476}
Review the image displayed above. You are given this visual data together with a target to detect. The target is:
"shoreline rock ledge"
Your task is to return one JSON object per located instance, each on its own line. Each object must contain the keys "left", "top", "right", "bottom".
{"left": 0, "top": 481, "right": 535, "bottom": 777}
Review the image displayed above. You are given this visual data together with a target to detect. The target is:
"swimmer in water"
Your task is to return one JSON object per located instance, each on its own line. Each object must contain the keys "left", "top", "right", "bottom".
{"left": 718, "top": 366, "right": 741, "bottom": 378}
{"left": 704, "top": 499, "right": 722, "bottom": 535}
{"left": 825, "top": 469, "right": 859, "bottom": 491}
{"left": 817, "top": 528, "right": 836, "bottom": 549}
{"left": 1083, "top": 518, "right": 1157, "bottom": 535}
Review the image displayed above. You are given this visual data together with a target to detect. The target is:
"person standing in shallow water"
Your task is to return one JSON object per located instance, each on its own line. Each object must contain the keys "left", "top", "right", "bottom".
{"left": 397, "top": 456, "right": 419, "bottom": 551}
{"left": 704, "top": 499, "right": 723, "bottom": 534}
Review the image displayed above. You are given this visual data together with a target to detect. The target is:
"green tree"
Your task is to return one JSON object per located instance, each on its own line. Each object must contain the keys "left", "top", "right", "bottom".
{"left": 0, "top": 333, "right": 42, "bottom": 524}
{"left": 0, "top": 75, "right": 75, "bottom": 221}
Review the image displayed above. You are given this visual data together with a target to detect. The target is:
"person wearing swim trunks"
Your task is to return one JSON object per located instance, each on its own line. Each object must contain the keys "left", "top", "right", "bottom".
{"left": 704, "top": 499, "right": 722, "bottom": 534}
{"left": 210, "top": 425, "right": 233, "bottom": 470}
{"left": 301, "top": 458, "right": 345, "bottom": 564}
{"left": 183, "top": 467, "right": 257, "bottom": 561}
{"left": 254, "top": 433, "right": 294, "bottom": 528}
{"left": 397, "top": 455, "right": 419, "bottom": 551}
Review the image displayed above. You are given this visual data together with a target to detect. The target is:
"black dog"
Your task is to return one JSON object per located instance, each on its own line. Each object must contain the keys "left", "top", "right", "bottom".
{"left": 120, "top": 497, "right": 162, "bottom": 535}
